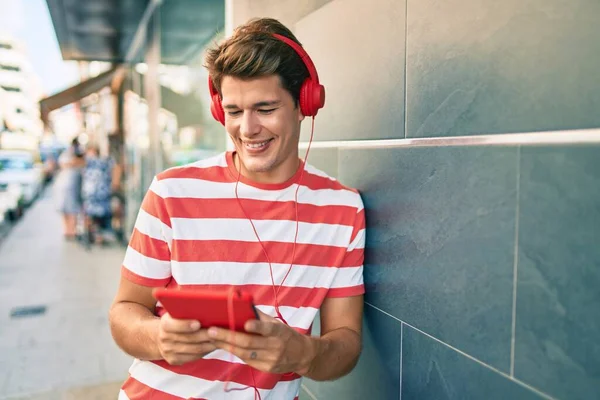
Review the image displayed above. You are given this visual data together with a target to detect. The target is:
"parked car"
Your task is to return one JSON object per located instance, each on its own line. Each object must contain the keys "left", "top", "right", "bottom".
{"left": 0, "top": 182, "right": 24, "bottom": 222}
{"left": 0, "top": 150, "right": 45, "bottom": 206}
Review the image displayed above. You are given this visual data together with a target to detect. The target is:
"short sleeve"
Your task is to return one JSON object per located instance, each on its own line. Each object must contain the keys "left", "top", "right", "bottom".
{"left": 326, "top": 196, "right": 366, "bottom": 298}
{"left": 121, "top": 177, "right": 173, "bottom": 287}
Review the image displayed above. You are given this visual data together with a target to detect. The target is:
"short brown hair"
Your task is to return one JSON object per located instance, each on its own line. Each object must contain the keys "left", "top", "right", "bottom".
{"left": 204, "top": 18, "right": 310, "bottom": 106}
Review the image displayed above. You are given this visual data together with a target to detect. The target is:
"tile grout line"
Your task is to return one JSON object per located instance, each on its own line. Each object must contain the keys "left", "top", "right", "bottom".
{"left": 301, "top": 384, "right": 318, "bottom": 400}
{"left": 364, "top": 302, "right": 557, "bottom": 400}
{"left": 510, "top": 146, "right": 521, "bottom": 377}
{"left": 399, "top": 322, "right": 404, "bottom": 400}
{"left": 403, "top": 0, "right": 409, "bottom": 140}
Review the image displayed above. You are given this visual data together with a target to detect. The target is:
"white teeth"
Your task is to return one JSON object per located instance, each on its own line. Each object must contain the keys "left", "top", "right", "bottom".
{"left": 245, "top": 140, "right": 270, "bottom": 149}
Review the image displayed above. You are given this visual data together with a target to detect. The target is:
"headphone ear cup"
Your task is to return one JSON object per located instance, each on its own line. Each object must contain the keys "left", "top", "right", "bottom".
{"left": 299, "top": 79, "right": 326, "bottom": 117}
{"left": 210, "top": 93, "right": 225, "bottom": 125}
{"left": 299, "top": 81, "right": 311, "bottom": 117}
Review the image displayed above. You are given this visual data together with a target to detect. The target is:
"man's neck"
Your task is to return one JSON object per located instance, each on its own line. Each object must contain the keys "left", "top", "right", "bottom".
{"left": 233, "top": 152, "right": 301, "bottom": 185}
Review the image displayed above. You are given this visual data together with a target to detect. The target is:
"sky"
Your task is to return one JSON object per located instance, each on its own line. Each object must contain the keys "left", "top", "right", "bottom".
{"left": 0, "top": 0, "right": 79, "bottom": 96}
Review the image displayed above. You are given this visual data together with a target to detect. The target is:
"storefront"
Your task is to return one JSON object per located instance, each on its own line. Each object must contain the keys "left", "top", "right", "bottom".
{"left": 42, "top": 0, "right": 226, "bottom": 237}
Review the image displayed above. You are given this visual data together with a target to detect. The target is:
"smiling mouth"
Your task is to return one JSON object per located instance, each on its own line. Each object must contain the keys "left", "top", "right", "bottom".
{"left": 243, "top": 138, "right": 274, "bottom": 150}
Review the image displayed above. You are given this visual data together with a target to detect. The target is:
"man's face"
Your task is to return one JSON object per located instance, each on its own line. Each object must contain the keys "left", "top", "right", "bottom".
{"left": 221, "top": 75, "right": 304, "bottom": 183}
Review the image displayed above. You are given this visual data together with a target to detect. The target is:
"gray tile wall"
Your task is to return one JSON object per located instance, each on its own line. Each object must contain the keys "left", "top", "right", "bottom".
{"left": 338, "top": 146, "right": 518, "bottom": 373}
{"left": 514, "top": 147, "right": 600, "bottom": 400}
{"left": 294, "top": 0, "right": 600, "bottom": 399}
{"left": 406, "top": 0, "right": 600, "bottom": 138}
{"left": 297, "top": 0, "right": 406, "bottom": 142}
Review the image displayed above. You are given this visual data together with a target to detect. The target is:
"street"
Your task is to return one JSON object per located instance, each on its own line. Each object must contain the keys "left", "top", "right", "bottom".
{"left": 0, "top": 185, "right": 132, "bottom": 399}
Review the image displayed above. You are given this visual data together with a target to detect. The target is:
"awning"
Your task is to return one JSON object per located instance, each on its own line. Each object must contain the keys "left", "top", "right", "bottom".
{"left": 45, "top": 0, "right": 225, "bottom": 64}
{"left": 39, "top": 67, "right": 203, "bottom": 128}
{"left": 38, "top": 67, "right": 123, "bottom": 124}
{"left": 45, "top": 0, "right": 149, "bottom": 63}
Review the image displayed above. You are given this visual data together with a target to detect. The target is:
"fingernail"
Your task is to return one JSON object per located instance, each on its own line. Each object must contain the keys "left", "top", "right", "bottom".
{"left": 208, "top": 328, "right": 217, "bottom": 337}
{"left": 190, "top": 321, "right": 200, "bottom": 330}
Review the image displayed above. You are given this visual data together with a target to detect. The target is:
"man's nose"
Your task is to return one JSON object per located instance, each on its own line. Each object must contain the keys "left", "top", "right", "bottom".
{"left": 240, "top": 111, "right": 261, "bottom": 136}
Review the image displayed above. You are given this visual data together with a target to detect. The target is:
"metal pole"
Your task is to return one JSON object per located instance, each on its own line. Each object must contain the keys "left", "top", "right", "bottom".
{"left": 144, "top": 9, "right": 163, "bottom": 178}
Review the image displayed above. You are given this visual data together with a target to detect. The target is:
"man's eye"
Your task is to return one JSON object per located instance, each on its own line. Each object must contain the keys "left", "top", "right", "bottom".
{"left": 258, "top": 108, "right": 276, "bottom": 114}
{"left": 227, "top": 111, "right": 242, "bottom": 117}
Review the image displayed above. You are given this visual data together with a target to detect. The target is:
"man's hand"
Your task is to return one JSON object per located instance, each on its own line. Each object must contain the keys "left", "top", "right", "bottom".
{"left": 207, "top": 310, "right": 315, "bottom": 375}
{"left": 158, "top": 313, "right": 217, "bottom": 366}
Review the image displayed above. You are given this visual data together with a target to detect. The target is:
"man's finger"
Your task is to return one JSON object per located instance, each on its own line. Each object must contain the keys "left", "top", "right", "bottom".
{"left": 207, "top": 327, "right": 266, "bottom": 349}
{"left": 244, "top": 319, "right": 280, "bottom": 337}
{"left": 172, "top": 342, "right": 217, "bottom": 356}
{"left": 164, "top": 330, "right": 212, "bottom": 344}
{"left": 161, "top": 313, "right": 201, "bottom": 333}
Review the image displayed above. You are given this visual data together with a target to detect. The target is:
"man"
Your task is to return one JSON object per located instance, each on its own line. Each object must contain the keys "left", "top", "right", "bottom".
{"left": 109, "top": 17, "right": 366, "bottom": 399}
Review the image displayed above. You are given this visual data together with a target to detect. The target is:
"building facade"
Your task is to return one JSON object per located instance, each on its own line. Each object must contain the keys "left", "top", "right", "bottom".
{"left": 43, "top": 0, "right": 600, "bottom": 399}
{"left": 0, "top": 34, "right": 44, "bottom": 149}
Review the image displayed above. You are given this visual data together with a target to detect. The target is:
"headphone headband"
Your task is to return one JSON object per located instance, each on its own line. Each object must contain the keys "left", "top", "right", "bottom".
{"left": 270, "top": 33, "right": 320, "bottom": 84}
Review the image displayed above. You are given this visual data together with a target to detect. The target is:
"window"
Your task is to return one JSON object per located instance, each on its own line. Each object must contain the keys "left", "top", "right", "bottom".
{"left": 0, "top": 65, "right": 20, "bottom": 72}
{"left": 15, "top": 108, "right": 23, "bottom": 114}
{"left": 0, "top": 43, "right": 12, "bottom": 50}
{"left": 0, "top": 86, "right": 21, "bottom": 93}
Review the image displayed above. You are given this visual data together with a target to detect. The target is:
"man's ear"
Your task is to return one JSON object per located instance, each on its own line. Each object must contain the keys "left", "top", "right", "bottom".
{"left": 297, "top": 106, "right": 305, "bottom": 122}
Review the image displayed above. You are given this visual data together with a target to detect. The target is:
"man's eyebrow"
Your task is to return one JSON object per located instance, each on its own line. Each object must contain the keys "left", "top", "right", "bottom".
{"left": 253, "top": 100, "right": 281, "bottom": 108}
{"left": 222, "top": 100, "right": 281, "bottom": 110}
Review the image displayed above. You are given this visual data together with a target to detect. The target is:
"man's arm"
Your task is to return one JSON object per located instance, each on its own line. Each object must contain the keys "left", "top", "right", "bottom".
{"left": 111, "top": 161, "right": 122, "bottom": 191}
{"left": 303, "top": 295, "right": 363, "bottom": 381}
{"left": 109, "top": 277, "right": 162, "bottom": 360}
{"left": 109, "top": 277, "right": 218, "bottom": 364}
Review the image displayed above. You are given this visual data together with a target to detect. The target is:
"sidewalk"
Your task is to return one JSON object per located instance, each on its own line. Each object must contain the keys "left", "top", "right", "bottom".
{"left": 0, "top": 186, "right": 132, "bottom": 399}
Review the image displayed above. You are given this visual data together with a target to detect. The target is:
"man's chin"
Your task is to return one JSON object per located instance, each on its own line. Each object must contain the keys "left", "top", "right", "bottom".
{"left": 244, "top": 163, "right": 273, "bottom": 174}
{"left": 238, "top": 156, "right": 274, "bottom": 174}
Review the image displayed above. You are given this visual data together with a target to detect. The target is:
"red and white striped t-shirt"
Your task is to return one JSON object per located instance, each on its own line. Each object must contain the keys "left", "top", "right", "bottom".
{"left": 118, "top": 151, "right": 365, "bottom": 400}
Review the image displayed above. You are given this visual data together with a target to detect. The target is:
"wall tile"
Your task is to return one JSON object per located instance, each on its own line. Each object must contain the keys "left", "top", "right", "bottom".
{"left": 402, "top": 326, "right": 545, "bottom": 399}
{"left": 296, "top": 0, "right": 406, "bottom": 141}
{"left": 303, "top": 306, "right": 401, "bottom": 399}
{"left": 303, "top": 147, "right": 339, "bottom": 178}
{"left": 406, "top": 0, "right": 600, "bottom": 137}
{"left": 515, "top": 146, "right": 600, "bottom": 400}
{"left": 230, "top": 0, "right": 334, "bottom": 29}
{"left": 339, "top": 145, "right": 518, "bottom": 372}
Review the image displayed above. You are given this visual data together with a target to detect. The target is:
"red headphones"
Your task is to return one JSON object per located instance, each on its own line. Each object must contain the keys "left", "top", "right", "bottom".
{"left": 208, "top": 33, "right": 326, "bottom": 125}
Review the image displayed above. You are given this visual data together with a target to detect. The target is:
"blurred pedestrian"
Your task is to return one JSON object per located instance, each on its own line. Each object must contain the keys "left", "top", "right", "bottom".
{"left": 54, "top": 137, "right": 84, "bottom": 239}
{"left": 81, "top": 143, "right": 117, "bottom": 245}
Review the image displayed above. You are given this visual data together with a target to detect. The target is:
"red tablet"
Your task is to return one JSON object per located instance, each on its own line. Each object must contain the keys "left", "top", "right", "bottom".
{"left": 153, "top": 288, "right": 259, "bottom": 331}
